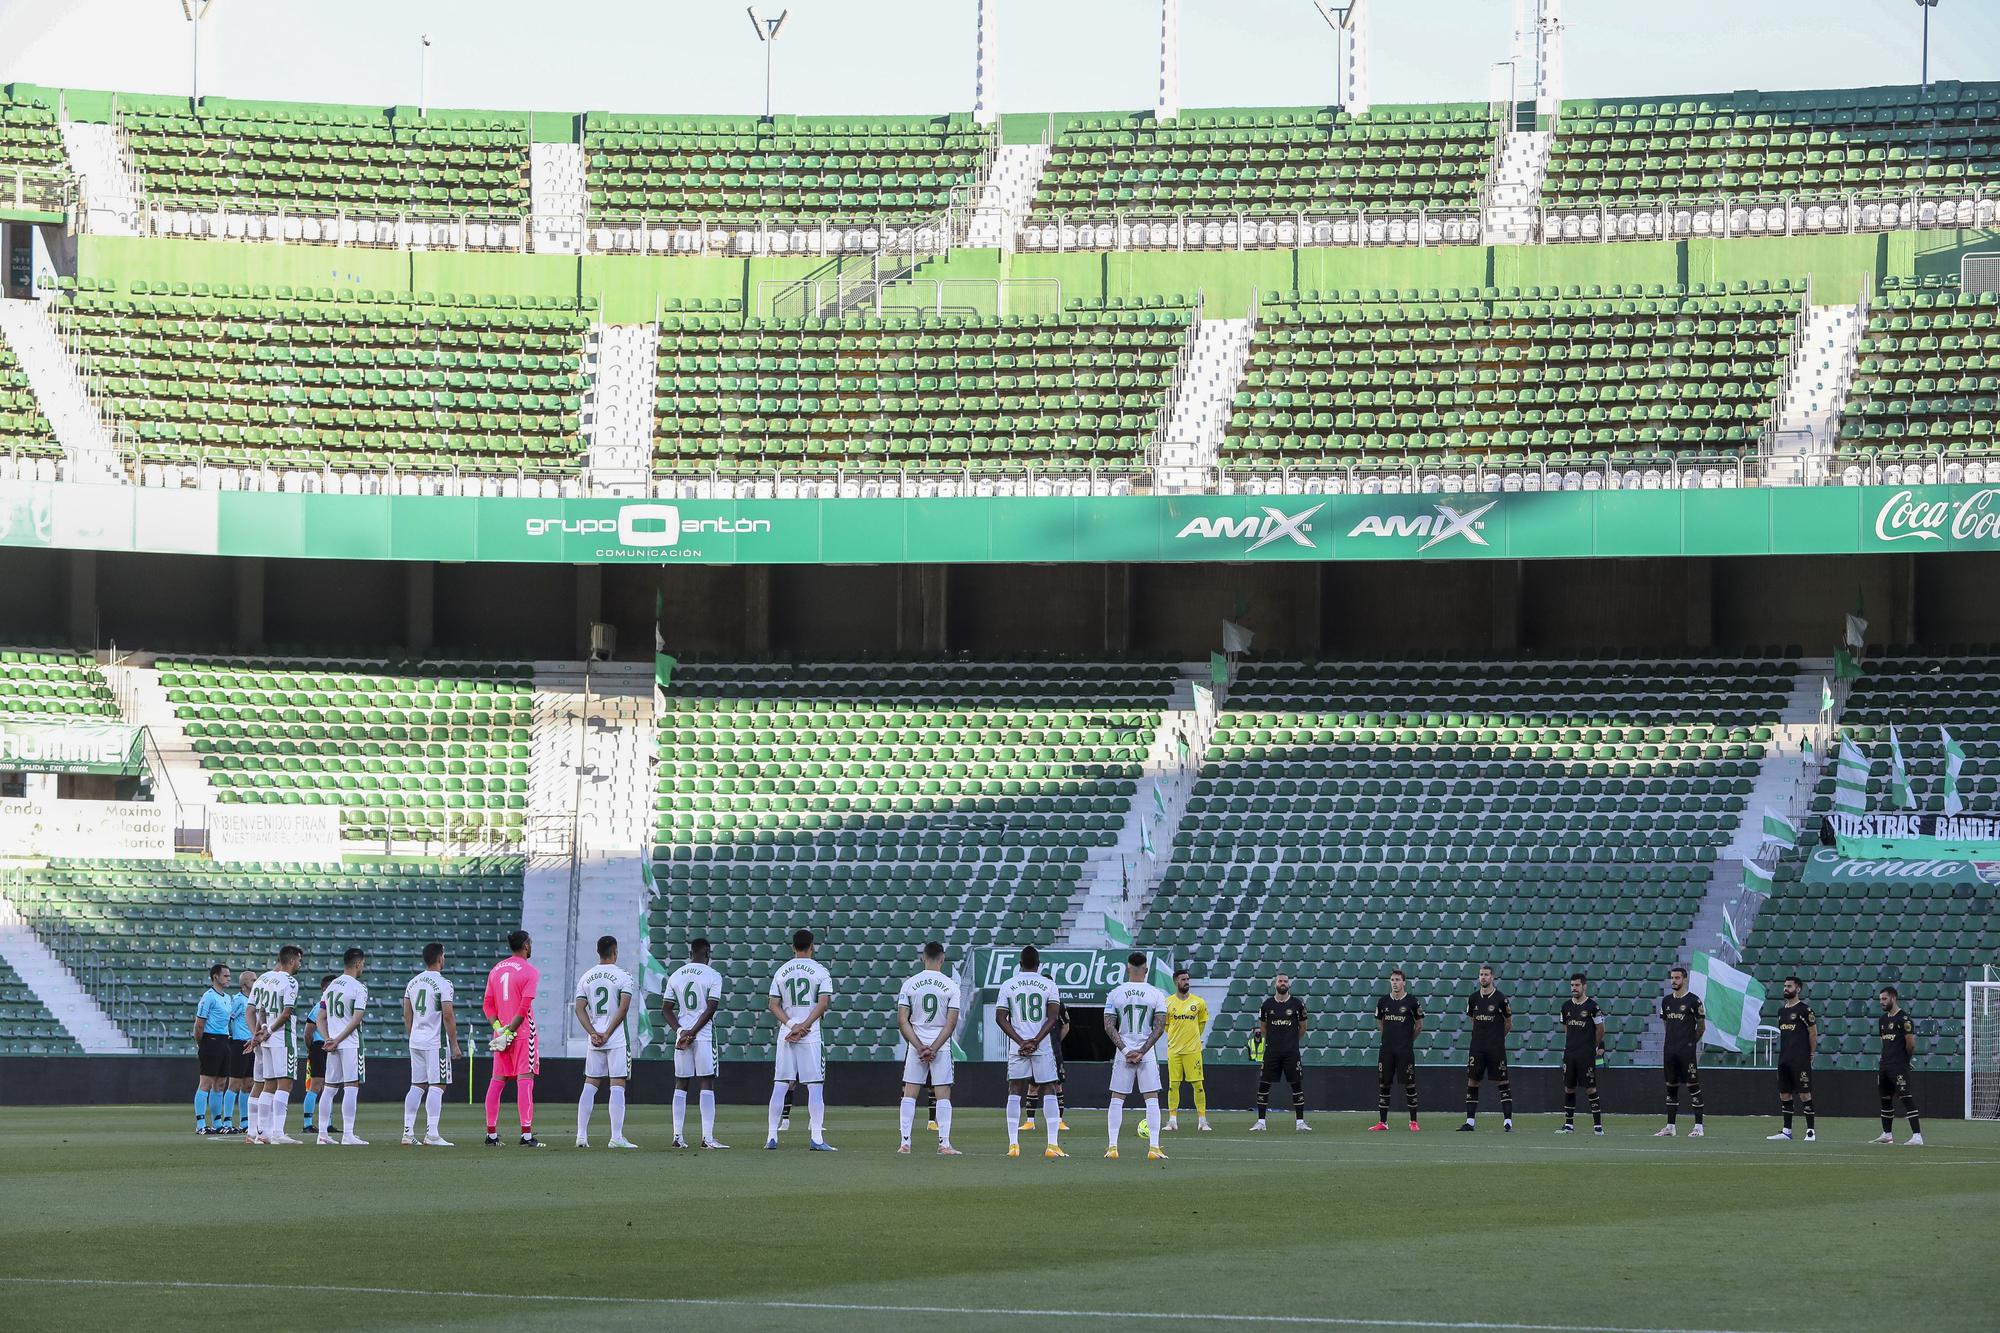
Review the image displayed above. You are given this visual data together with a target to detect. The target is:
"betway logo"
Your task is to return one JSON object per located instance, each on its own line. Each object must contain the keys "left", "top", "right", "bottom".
{"left": 1347, "top": 500, "right": 1496, "bottom": 552}
{"left": 522, "top": 504, "right": 771, "bottom": 546}
{"left": 1174, "top": 503, "right": 1324, "bottom": 553}
{"left": 1873, "top": 488, "right": 2000, "bottom": 544}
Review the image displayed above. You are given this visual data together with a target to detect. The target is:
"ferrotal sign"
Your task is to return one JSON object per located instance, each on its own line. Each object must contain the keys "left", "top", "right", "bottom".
{"left": 1872, "top": 488, "right": 2000, "bottom": 544}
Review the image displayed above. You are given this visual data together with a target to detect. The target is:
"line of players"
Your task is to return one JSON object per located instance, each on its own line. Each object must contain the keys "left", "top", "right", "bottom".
{"left": 190, "top": 935, "right": 1931, "bottom": 1150}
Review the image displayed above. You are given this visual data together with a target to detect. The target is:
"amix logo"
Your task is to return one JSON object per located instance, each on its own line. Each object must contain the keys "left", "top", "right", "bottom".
{"left": 1346, "top": 500, "right": 1497, "bottom": 552}
{"left": 522, "top": 504, "right": 772, "bottom": 551}
{"left": 1174, "top": 503, "right": 1324, "bottom": 553}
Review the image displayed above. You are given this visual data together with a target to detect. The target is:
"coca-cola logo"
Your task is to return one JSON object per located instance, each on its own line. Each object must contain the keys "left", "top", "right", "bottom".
{"left": 1872, "top": 488, "right": 2000, "bottom": 543}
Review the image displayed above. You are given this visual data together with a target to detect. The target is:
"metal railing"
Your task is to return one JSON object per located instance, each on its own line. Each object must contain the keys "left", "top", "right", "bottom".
{"left": 1, "top": 166, "right": 71, "bottom": 217}
{"left": 1537, "top": 190, "right": 2000, "bottom": 244}
{"left": 582, "top": 211, "right": 958, "bottom": 259}
{"left": 1015, "top": 209, "right": 1487, "bottom": 252}
{"left": 1203, "top": 451, "right": 1769, "bottom": 496}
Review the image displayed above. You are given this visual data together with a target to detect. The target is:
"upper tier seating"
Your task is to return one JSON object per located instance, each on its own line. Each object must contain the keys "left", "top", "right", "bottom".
{"left": 59, "top": 284, "right": 589, "bottom": 477}
{"left": 652, "top": 311, "right": 1188, "bottom": 478}
{"left": 0, "top": 91, "right": 68, "bottom": 213}
{"left": 1836, "top": 285, "right": 2000, "bottom": 480}
{"left": 1141, "top": 656, "right": 1792, "bottom": 1064}
{"left": 1225, "top": 283, "right": 1798, "bottom": 477}
{"left": 158, "top": 657, "right": 533, "bottom": 840}
{"left": 0, "top": 648, "right": 117, "bottom": 719}
{"left": 0, "top": 858, "right": 524, "bottom": 1040}
{"left": 1544, "top": 83, "right": 2000, "bottom": 209}
{"left": 584, "top": 115, "right": 985, "bottom": 225}
{"left": 120, "top": 101, "right": 531, "bottom": 218}
{"left": 0, "top": 954, "right": 80, "bottom": 1055}
{"left": 1028, "top": 107, "right": 1495, "bottom": 221}
{"left": 649, "top": 662, "right": 1176, "bottom": 1060}
{"left": 0, "top": 326, "right": 60, "bottom": 466}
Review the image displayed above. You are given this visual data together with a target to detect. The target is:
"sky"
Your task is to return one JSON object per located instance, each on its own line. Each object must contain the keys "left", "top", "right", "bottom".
{"left": 0, "top": 0, "right": 1995, "bottom": 119}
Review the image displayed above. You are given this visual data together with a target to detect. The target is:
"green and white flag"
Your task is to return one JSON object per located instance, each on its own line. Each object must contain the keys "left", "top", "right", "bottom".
{"left": 1743, "top": 859, "right": 1774, "bottom": 896}
{"left": 1888, "top": 726, "right": 1916, "bottom": 809}
{"left": 1140, "top": 820, "right": 1154, "bottom": 856}
{"left": 1151, "top": 784, "right": 1167, "bottom": 819}
{"left": 1103, "top": 915, "right": 1177, "bottom": 992}
{"left": 1834, "top": 648, "right": 1863, "bottom": 681}
{"left": 1222, "top": 620, "right": 1255, "bottom": 655}
{"left": 1832, "top": 740, "right": 1871, "bottom": 814}
{"left": 653, "top": 589, "right": 676, "bottom": 713}
{"left": 1208, "top": 652, "right": 1230, "bottom": 687}
{"left": 1942, "top": 727, "right": 1967, "bottom": 817}
{"left": 1820, "top": 677, "right": 1835, "bottom": 715}
{"left": 633, "top": 867, "right": 670, "bottom": 1056}
{"left": 1689, "top": 952, "right": 1766, "bottom": 1053}
{"left": 1844, "top": 611, "right": 1868, "bottom": 651}
{"left": 1717, "top": 904, "right": 1742, "bottom": 959}
{"left": 1761, "top": 808, "right": 1798, "bottom": 847}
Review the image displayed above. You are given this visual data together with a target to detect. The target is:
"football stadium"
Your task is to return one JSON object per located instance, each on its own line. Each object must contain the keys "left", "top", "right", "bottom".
{"left": 2, "top": 0, "right": 1999, "bottom": 1328}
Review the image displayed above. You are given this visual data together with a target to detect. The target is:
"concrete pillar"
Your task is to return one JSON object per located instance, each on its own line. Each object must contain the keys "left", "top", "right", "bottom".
{"left": 1683, "top": 558, "right": 1714, "bottom": 650}
{"left": 1489, "top": 561, "right": 1523, "bottom": 652}
{"left": 63, "top": 550, "right": 96, "bottom": 647}
{"left": 1155, "top": 0, "right": 1180, "bottom": 122}
{"left": 744, "top": 566, "right": 772, "bottom": 658}
{"left": 973, "top": 0, "right": 998, "bottom": 126}
{"left": 1890, "top": 553, "right": 1917, "bottom": 645}
{"left": 1295, "top": 563, "right": 1324, "bottom": 658}
{"left": 230, "top": 558, "right": 264, "bottom": 650}
{"left": 897, "top": 565, "right": 948, "bottom": 653}
{"left": 572, "top": 566, "right": 602, "bottom": 660}
{"left": 405, "top": 563, "right": 436, "bottom": 655}
{"left": 1340, "top": 0, "right": 1371, "bottom": 116}
{"left": 1104, "top": 564, "right": 1132, "bottom": 655}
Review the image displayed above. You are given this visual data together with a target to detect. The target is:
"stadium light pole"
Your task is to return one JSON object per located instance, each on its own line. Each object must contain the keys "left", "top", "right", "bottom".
{"left": 746, "top": 7, "right": 791, "bottom": 121}
{"left": 1915, "top": 0, "right": 1938, "bottom": 99}
{"left": 420, "top": 34, "right": 433, "bottom": 117}
{"left": 179, "top": 0, "right": 223, "bottom": 106}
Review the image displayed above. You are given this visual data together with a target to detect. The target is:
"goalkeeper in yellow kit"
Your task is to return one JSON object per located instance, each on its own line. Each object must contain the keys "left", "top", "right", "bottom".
{"left": 1164, "top": 967, "right": 1212, "bottom": 1132}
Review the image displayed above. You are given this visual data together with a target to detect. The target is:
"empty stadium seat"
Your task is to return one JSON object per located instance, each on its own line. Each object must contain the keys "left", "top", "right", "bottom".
{"left": 1836, "top": 285, "right": 2000, "bottom": 473}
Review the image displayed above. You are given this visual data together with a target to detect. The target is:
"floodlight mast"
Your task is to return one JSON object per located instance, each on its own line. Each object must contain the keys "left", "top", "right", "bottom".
{"left": 182, "top": 0, "right": 223, "bottom": 105}
{"left": 420, "top": 34, "right": 433, "bottom": 117}
{"left": 1308, "top": 0, "right": 1368, "bottom": 116}
{"left": 747, "top": 7, "right": 791, "bottom": 120}
{"left": 1916, "top": 0, "right": 1939, "bottom": 98}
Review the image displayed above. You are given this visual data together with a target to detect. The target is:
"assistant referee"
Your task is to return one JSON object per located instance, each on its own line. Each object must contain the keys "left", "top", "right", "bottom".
{"left": 193, "top": 963, "right": 233, "bottom": 1136}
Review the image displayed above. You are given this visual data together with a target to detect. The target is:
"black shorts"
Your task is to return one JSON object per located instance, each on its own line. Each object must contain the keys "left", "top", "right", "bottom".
{"left": 1663, "top": 1052, "right": 1700, "bottom": 1084}
{"left": 1466, "top": 1049, "right": 1509, "bottom": 1082}
{"left": 1777, "top": 1061, "right": 1814, "bottom": 1095}
{"left": 306, "top": 1045, "right": 327, "bottom": 1079}
{"left": 226, "top": 1041, "right": 254, "bottom": 1080}
{"left": 1562, "top": 1056, "right": 1598, "bottom": 1090}
{"left": 1261, "top": 1049, "right": 1302, "bottom": 1083}
{"left": 1878, "top": 1069, "right": 1913, "bottom": 1100}
{"left": 1377, "top": 1049, "right": 1415, "bottom": 1083}
{"left": 197, "top": 1034, "right": 233, "bottom": 1078}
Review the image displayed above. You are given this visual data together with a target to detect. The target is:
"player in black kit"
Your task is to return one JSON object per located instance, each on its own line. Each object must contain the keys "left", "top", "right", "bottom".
{"left": 1372, "top": 968, "right": 1422, "bottom": 1132}
{"left": 1556, "top": 973, "right": 1605, "bottom": 1136}
{"left": 1655, "top": 965, "right": 1706, "bottom": 1139}
{"left": 1252, "top": 972, "right": 1309, "bottom": 1131}
{"left": 1459, "top": 965, "right": 1514, "bottom": 1131}
{"left": 1766, "top": 975, "right": 1818, "bottom": 1142}
{"left": 1870, "top": 986, "right": 1923, "bottom": 1146}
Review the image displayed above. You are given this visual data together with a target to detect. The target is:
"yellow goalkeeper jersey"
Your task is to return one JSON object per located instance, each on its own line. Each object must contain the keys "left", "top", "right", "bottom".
{"left": 1165, "top": 993, "right": 1209, "bottom": 1056}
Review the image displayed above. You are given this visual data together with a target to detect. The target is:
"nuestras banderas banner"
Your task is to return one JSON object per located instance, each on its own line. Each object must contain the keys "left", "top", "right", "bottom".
{"left": 1820, "top": 812, "right": 2000, "bottom": 862}
{"left": 0, "top": 719, "right": 144, "bottom": 775}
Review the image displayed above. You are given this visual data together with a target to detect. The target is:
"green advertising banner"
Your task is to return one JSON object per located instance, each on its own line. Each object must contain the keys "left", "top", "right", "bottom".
{"left": 0, "top": 719, "right": 145, "bottom": 775}
{"left": 5, "top": 480, "right": 2000, "bottom": 565}
{"left": 1797, "top": 846, "right": 1999, "bottom": 888}
{"left": 973, "top": 947, "right": 1128, "bottom": 1002}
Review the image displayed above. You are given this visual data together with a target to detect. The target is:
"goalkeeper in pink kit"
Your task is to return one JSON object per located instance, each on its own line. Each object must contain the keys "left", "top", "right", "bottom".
{"left": 482, "top": 930, "right": 546, "bottom": 1147}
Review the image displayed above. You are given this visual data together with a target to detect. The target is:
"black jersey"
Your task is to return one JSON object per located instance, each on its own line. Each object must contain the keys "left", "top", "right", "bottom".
{"left": 1660, "top": 991, "right": 1705, "bottom": 1057}
{"left": 1375, "top": 994, "right": 1421, "bottom": 1054}
{"left": 1775, "top": 1000, "right": 1817, "bottom": 1066}
{"left": 1259, "top": 995, "right": 1307, "bottom": 1055}
{"left": 1466, "top": 989, "right": 1511, "bottom": 1052}
{"left": 1878, "top": 1009, "right": 1915, "bottom": 1074}
{"left": 1561, "top": 997, "right": 1603, "bottom": 1060}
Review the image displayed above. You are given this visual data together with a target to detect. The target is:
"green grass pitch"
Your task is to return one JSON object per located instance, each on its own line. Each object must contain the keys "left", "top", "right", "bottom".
{"left": 1, "top": 1107, "right": 1996, "bottom": 1331}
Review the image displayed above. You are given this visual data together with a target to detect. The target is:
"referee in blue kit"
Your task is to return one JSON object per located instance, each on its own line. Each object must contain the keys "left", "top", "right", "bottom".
{"left": 193, "top": 964, "right": 233, "bottom": 1135}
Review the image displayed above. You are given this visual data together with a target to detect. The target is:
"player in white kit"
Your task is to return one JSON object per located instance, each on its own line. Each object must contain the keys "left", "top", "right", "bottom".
{"left": 244, "top": 945, "right": 304, "bottom": 1145}
{"left": 663, "top": 936, "right": 727, "bottom": 1149}
{"left": 573, "top": 935, "right": 638, "bottom": 1149}
{"left": 1103, "top": 952, "right": 1170, "bottom": 1161}
{"left": 894, "top": 941, "right": 962, "bottom": 1155}
{"left": 316, "top": 948, "right": 371, "bottom": 1146}
{"left": 401, "top": 941, "right": 459, "bottom": 1146}
{"left": 995, "top": 945, "right": 1067, "bottom": 1159}
{"left": 766, "top": 928, "right": 835, "bottom": 1151}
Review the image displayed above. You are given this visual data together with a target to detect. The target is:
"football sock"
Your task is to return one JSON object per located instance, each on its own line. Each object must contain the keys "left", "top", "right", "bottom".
{"left": 1290, "top": 1077, "right": 1306, "bottom": 1120}
{"left": 1005, "top": 1094, "right": 1022, "bottom": 1147}
{"left": 195, "top": 1090, "right": 207, "bottom": 1127}
{"left": 1802, "top": 1095, "right": 1815, "bottom": 1131}
{"left": 1106, "top": 1097, "right": 1123, "bottom": 1149}
{"left": 250, "top": 1092, "right": 266, "bottom": 1135}
{"left": 1377, "top": 1078, "right": 1391, "bottom": 1123}
{"left": 302, "top": 1089, "right": 318, "bottom": 1130}
{"left": 1781, "top": 1099, "right": 1794, "bottom": 1131}
{"left": 272, "top": 1089, "right": 290, "bottom": 1136}
{"left": 341, "top": 1086, "right": 358, "bottom": 1136}
{"left": 1587, "top": 1087, "right": 1602, "bottom": 1128}
{"left": 1169, "top": 1070, "right": 1183, "bottom": 1116}
{"left": 898, "top": 1096, "right": 916, "bottom": 1141}
{"left": 1880, "top": 1093, "right": 1894, "bottom": 1134}
{"left": 1498, "top": 1081, "right": 1514, "bottom": 1120}
{"left": 516, "top": 1077, "right": 535, "bottom": 1132}
{"left": 1194, "top": 1080, "right": 1207, "bottom": 1119}
{"left": 1688, "top": 1073, "right": 1704, "bottom": 1126}
{"left": 230, "top": 1091, "right": 244, "bottom": 1129}
{"left": 1564, "top": 1089, "right": 1577, "bottom": 1124}
{"left": 609, "top": 1086, "right": 626, "bottom": 1141}
{"left": 1145, "top": 1097, "right": 1162, "bottom": 1145}
{"left": 403, "top": 1086, "right": 423, "bottom": 1134}
{"left": 577, "top": 1083, "right": 598, "bottom": 1140}
{"left": 699, "top": 1089, "right": 717, "bottom": 1140}
{"left": 485, "top": 1077, "right": 504, "bottom": 1133}
{"left": 1666, "top": 1087, "right": 1679, "bottom": 1125}
{"left": 1901, "top": 1095, "right": 1922, "bottom": 1134}
{"left": 1464, "top": 1086, "right": 1479, "bottom": 1120}
{"left": 1045, "top": 1100, "right": 1062, "bottom": 1146}
{"left": 1256, "top": 1079, "right": 1272, "bottom": 1119}
{"left": 424, "top": 1086, "right": 443, "bottom": 1135}
{"left": 806, "top": 1083, "right": 826, "bottom": 1140}
{"left": 768, "top": 1084, "right": 788, "bottom": 1140}
{"left": 672, "top": 1089, "right": 688, "bottom": 1141}
{"left": 1402, "top": 1069, "right": 1418, "bottom": 1116}
{"left": 936, "top": 1097, "right": 953, "bottom": 1144}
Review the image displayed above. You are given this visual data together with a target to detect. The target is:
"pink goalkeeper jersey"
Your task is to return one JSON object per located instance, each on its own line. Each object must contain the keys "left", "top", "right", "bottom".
{"left": 483, "top": 956, "right": 539, "bottom": 1030}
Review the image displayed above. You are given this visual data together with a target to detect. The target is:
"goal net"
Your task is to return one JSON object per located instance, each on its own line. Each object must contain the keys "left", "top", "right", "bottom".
{"left": 1969, "top": 978, "right": 2000, "bottom": 1120}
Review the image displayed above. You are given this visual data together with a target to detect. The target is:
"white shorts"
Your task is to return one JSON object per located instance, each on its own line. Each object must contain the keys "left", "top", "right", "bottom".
{"left": 1006, "top": 1044, "right": 1059, "bottom": 1085}
{"left": 673, "top": 1030, "right": 717, "bottom": 1079}
{"left": 324, "top": 1046, "right": 365, "bottom": 1086}
{"left": 408, "top": 1044, "right": 452, "bottom": 1086}
{"left": 1109, "top": 1055, "right": 1162, "bottom": 1097}
{"left": 584, "top": 1044, "right": 631, "bottom": 1079}
{"left": 901, "top": 1044, "right": 955, "bottom": 1088}
{"left": 253, "top": 1039, "right": 294, "bottom": 1083}
{"left": 773, "top": 1032, "right": 825, "bottom": 1084}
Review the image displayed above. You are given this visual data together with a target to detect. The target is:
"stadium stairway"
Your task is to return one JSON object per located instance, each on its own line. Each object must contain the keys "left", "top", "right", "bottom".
{"left": 58, "top": 119, "right": 141, "bottom": 236}
{"left": 529, "top": 141, "right": 588, "bottom": 255}
{"left": 1155, "top": 316, "right": 1256, "bottom": 492}
{"left": 0, "top": 299, "right": 127, "bottom": 483}
{"left": 1483, "top": 129, "right": 1553, "bottom": 245}
{"left": 581, "top": 324, "right": 659, "bottom": 495}
{"left": 965, "top": 142, "right": 1051, "bottom": 249}
{"left": 0, "top": 890, "right": 134, "bottom": 1053}
{"left": 1767, "top": 302, "right": 1866, "bottom": 484}
{"left": 118, "top": 658, "right": 220, "bottom": 824}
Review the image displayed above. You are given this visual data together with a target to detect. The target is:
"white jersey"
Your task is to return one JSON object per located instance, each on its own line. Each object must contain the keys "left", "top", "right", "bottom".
{"left": 664, "top": 962, "right": 722, "bottom": 1032}
{"left": 769, "top": 957, "right": 833, "bottom": 1029}
{"left": 1105, "top": 981, "right": 1168, "bottom": 1058}
{"left": 403, "top": 971, "right": 456, "bottom": 1048}
{"left": 575, "top": 963, "right": 637, "bottom": 1047}
{"left": 996, "top": 972, "right": 1063, "bottom": 1051}
{"left": 896, "top": 969, "right": 960, "bottom": 1046}
{"left": 251, "top": 969, "right": 300, "bottom": 1038}
{"left": 319, "top": 975, "right": 368, "bottom": 1051}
